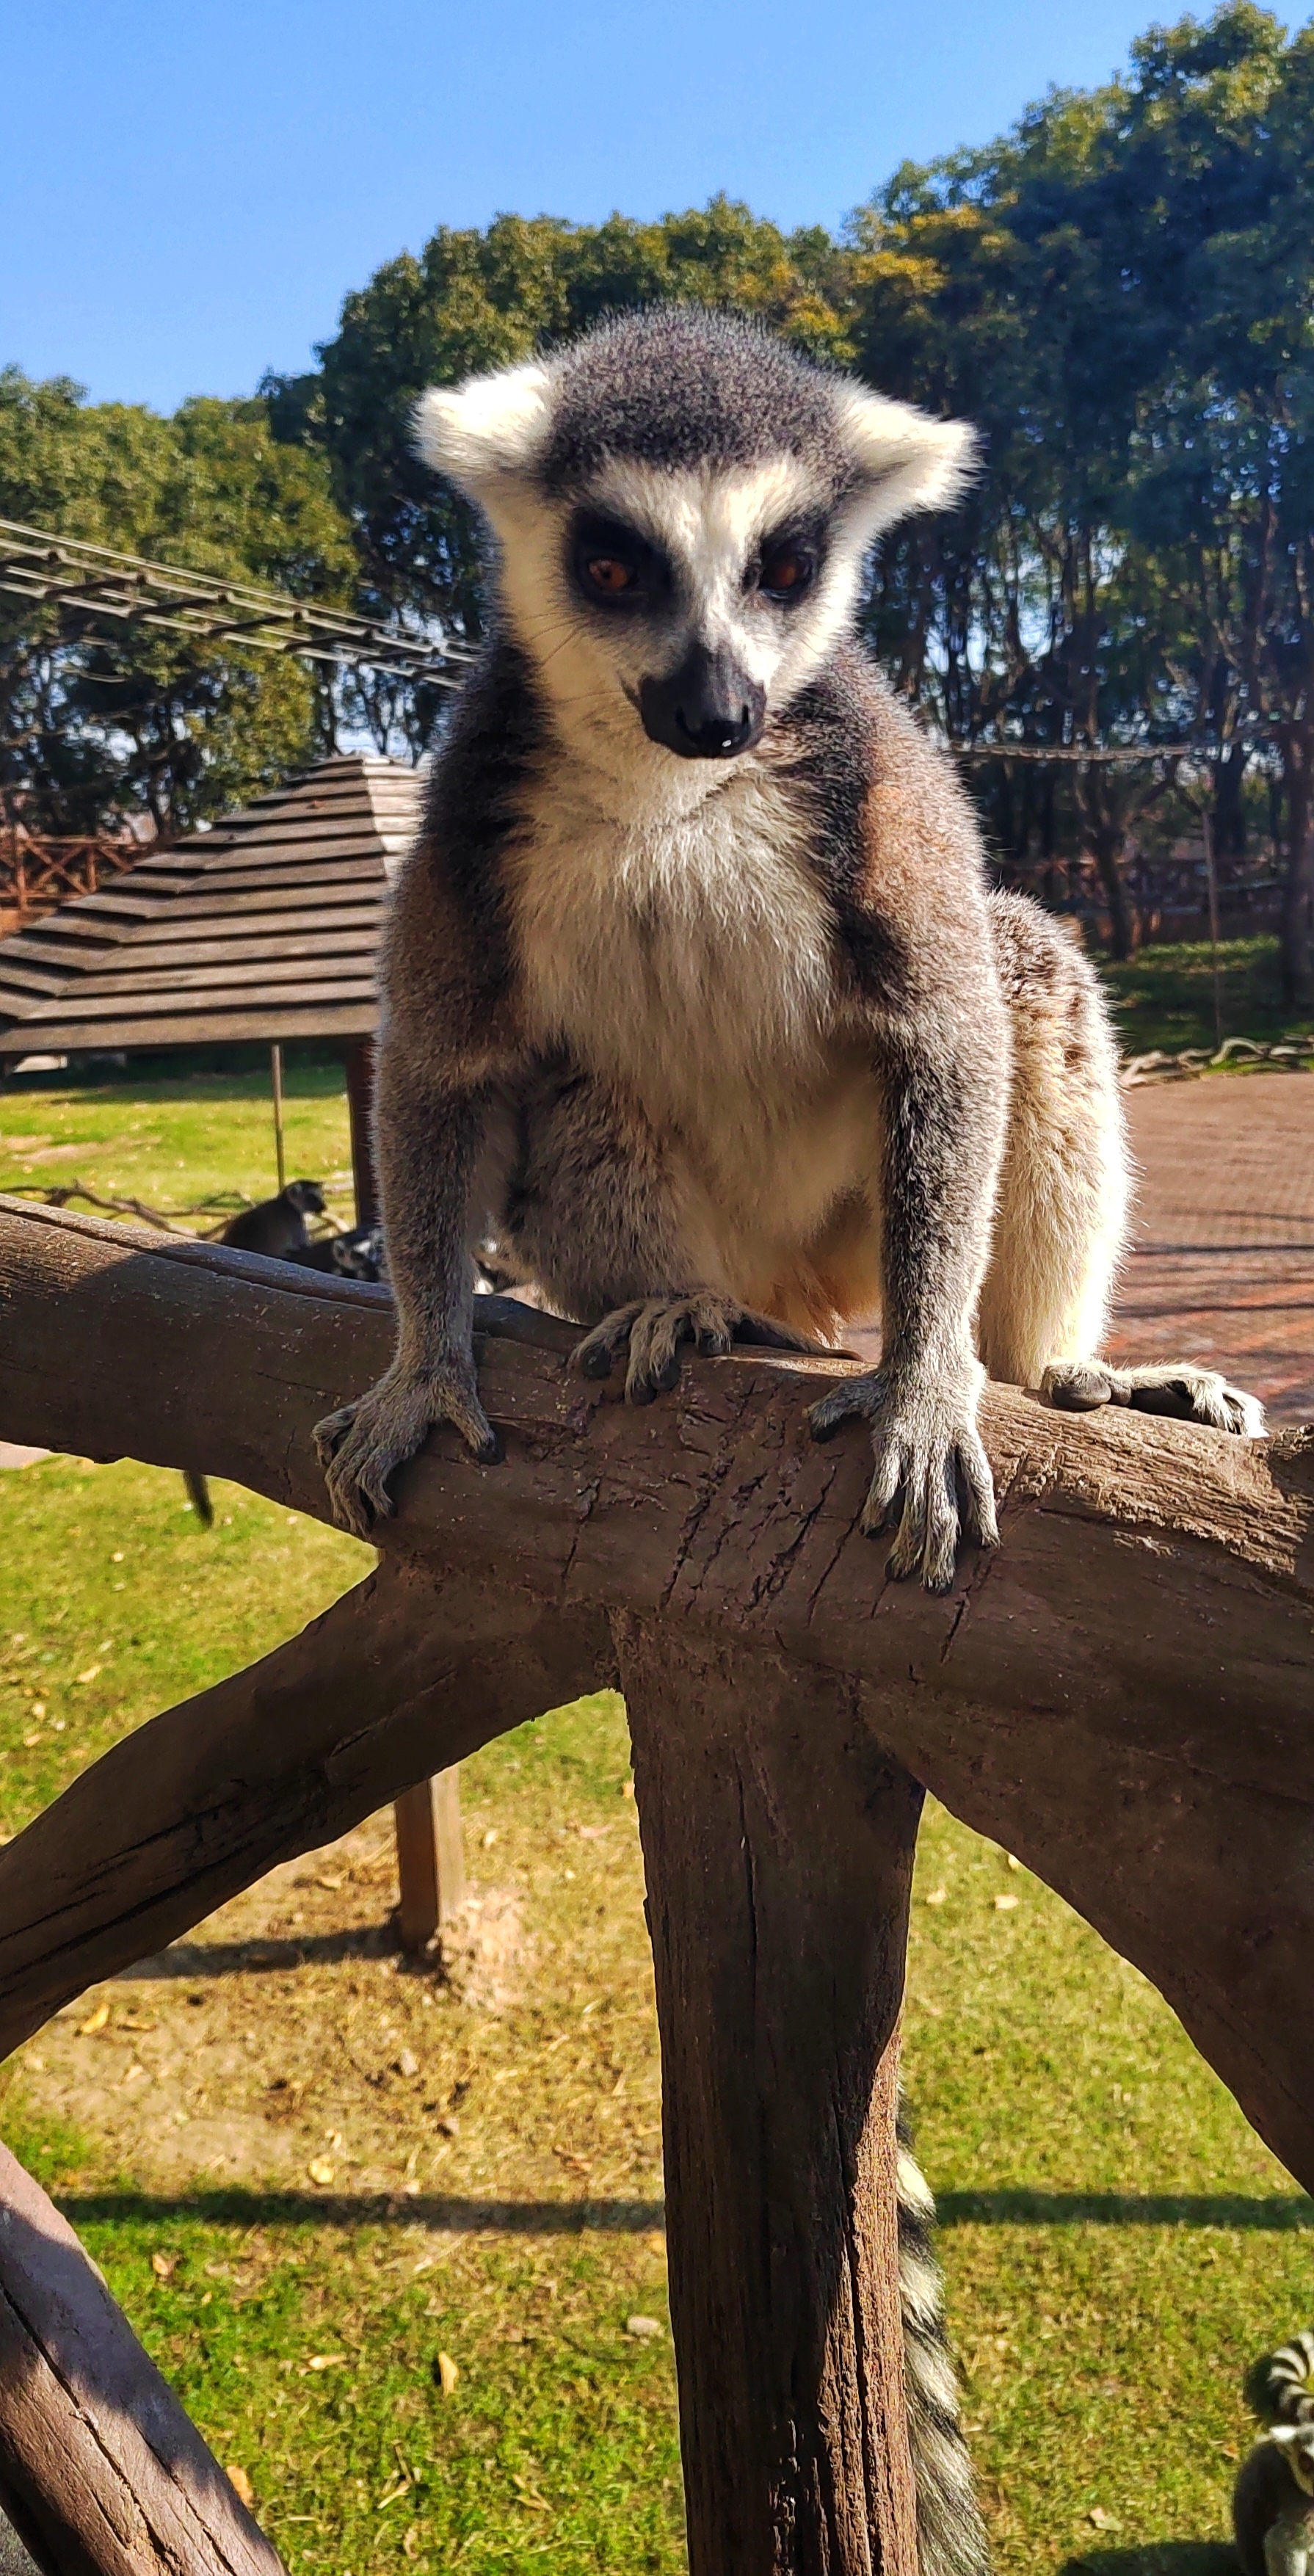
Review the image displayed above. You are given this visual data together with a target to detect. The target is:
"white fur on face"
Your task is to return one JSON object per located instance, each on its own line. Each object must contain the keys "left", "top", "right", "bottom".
{"left": 474, "top": 456, "right": 893, "bottom": 794}
{"left": 413, "top": 352, "right": 977, "bottom": 797}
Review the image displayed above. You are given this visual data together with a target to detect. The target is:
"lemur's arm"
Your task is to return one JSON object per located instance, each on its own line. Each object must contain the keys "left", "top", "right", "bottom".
{"left": 810, "top": 1004, "right": 1009, "bottom": 1594}
{"left": 316, "top": 843, "right": 519, "bottom": 1539}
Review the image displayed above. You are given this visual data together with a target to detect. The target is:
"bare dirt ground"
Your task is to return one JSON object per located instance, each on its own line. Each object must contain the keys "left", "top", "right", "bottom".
{"left": 21, "top": 1760, "right": 667, "bottom": 2229}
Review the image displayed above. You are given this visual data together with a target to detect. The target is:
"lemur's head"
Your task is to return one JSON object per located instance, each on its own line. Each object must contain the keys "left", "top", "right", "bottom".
{"left": 416, "top": 307, "right": 974, "bottom": 778}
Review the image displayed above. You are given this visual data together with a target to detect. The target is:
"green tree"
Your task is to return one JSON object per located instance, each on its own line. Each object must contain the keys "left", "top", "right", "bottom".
{"left": 0, "top": 372, "right": 356, "bottom": 838}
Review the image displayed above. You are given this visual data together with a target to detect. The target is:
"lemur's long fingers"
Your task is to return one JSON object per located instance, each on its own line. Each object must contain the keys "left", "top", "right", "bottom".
{"left": 689, "top": 1294, "right": 737, "bottom": 1357}
{"left": 858, "top": 1432, "right": 904, "bottom": 1536}
{"left": 957, "top": 1429, "right": 1000, "bottom": 1550}
{"left": 313, "top": 1404, "right": 358, "bottom": 1470}
{"left": 887, "top": 1453, "right": 960, "bottom": 1594}
{"left": 575, "top": 1304, "right": 645, "bottom": 1381}
{"left": 625, "top": 1301, "right": 690, "bottom": 1401}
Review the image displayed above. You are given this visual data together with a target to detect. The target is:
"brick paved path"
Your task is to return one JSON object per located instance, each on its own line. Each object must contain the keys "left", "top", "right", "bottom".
{"left": 1106, "top": 1073, "right": 1314, "bottom": 1425}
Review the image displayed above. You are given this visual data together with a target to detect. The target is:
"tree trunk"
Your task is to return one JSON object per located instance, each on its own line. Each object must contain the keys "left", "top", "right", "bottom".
{"left": 1279, "top": 732, "right": 1314, "bottom": 1009}
{"left": 1078, "top": 767, "right": 1139, "bottom": 960}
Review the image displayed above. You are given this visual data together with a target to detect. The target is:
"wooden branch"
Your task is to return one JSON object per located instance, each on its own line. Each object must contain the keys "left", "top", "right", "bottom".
{"left": 0, "top": 1562, "right": 610, "bottom": 2058}
{"left": 0, "top": 2139, "right": 283, "bottom": 2576}
{"left": 1, "top": 1196, "right": 1312, "bottom": 2191}
{"left": 1, "top": 1194, "right": 1312, "bottom": 2576}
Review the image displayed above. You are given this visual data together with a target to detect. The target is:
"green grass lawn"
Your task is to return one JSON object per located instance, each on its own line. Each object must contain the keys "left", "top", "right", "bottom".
{"left": 1099, "top": 933, "right": 1310, "bottom": 1059}
{"left": 1, "top": 1063, "right": 1309, "bottom": 2575}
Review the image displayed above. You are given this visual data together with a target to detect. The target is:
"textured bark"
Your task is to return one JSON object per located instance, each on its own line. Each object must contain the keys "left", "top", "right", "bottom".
{"left": 0, "top": 2141, "right": 282, "bottom": 2576}
{"left": 1, "top": 1194, "right": 1313, "bottom": 2576}
{"left": 621, "top": 1623, "right": 922, "bottom": 2576}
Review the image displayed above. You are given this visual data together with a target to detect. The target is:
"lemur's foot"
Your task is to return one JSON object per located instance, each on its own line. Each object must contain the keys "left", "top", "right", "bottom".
{"left": 314, "top": 1356, "right": 501, "bottom": 1538}
{"left": 808, "top": 1362, "right": 998, "bottom": 1594}
{"left": 575, "top": 1294, "right": 819, "bottom": 1404}
{"left": 1042, "top": 1360, "right": 1264, "bottom": 1438}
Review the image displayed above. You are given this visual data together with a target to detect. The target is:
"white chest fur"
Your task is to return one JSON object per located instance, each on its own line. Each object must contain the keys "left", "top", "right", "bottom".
{"left": 506, "top": 755, "right": 883, "bottom": 1288}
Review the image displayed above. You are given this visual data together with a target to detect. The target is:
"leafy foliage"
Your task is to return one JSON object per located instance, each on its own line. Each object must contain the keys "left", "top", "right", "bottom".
{"left": 0, "top": 374, "right": 356, "bottom": 836}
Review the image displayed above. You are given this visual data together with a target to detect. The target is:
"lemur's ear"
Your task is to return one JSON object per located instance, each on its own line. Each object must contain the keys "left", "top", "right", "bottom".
{"left": 832, "top": 384, "right": 978, "bottom": 531}
{"left": 414, "top": 361, "right": 553, "bottom": 495}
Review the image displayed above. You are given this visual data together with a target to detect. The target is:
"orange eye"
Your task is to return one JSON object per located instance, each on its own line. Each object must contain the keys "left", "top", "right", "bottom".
{"left": 759, "top": 549, "right": 811, "bottom": 598}
{"left": 587, "top": 555, "right": 634, "bottom": 594}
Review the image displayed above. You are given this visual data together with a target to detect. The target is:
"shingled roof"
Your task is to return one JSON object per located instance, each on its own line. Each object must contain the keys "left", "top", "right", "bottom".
{"left": 0, "top": 753, "right": 422, "bottom": 1056}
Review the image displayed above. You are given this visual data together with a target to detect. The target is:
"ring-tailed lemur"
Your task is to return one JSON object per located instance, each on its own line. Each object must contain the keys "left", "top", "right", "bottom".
{"left": 1235, "top": 2334, "right": 1314, "bottom": 2576}
{"left": 316, "top": 304, "right": 1260, "bottom": 1583}
{"left": 313, "top": 306, "right": 1262, "bottom": 2573}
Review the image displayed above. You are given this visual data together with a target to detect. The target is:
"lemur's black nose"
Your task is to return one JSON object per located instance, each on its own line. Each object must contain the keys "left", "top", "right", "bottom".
{"left": 639, "top": 643, "right": 766, "bottom": 760}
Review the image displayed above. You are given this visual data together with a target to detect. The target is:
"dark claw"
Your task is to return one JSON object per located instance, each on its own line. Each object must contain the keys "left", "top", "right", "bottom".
{"left": 579, "top": 1345, "right": 614, "bottom": 1380}
{"left": 474, "top": 1428, "right": 504, "bottom": 1465}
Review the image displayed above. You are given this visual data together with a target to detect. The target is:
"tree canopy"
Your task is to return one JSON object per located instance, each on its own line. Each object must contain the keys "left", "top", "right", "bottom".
{"left": 5, "top": 4, "right": 1314, "bottom": 995}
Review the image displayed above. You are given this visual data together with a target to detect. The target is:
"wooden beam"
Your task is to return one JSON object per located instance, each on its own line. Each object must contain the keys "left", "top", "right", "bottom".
{"left": 1, "top": 1197, "right": 1312, "bottom": 2186}
{"left": 0, "top": 1195, "right": 1312, "bottom": 2575}
{"left": 621, "top": 1622, "right": 922, "bottom": 2575}
{"left": 0, "top": 2138, "right": 284, "bottom": 2575}
{"left": 340, "top": 1048, "right": 456, "bottom": 1957}
{"left": 0, "top": 1563, "right": 609, "bottom": 2058}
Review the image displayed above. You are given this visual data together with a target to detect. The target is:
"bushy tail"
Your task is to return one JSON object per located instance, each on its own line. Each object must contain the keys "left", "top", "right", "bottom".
{"left": 897, "top": 2104, "right": 990, "bottom": 2576}
{"left": 1245, "top": 2330, "right": 1314, "bottom": 2428}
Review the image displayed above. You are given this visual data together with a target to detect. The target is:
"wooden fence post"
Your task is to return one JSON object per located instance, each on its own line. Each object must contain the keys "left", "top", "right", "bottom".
{"left": 344, "top": 1038, "right": 465, "bottom": 1954}
{"left": 620, "top": 1619, "right": 923, "bottom": 2576}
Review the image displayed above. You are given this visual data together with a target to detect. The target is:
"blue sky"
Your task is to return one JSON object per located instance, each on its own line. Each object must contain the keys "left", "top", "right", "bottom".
{"left": 4, "top": 0, "right": 1169, "bottom": 413}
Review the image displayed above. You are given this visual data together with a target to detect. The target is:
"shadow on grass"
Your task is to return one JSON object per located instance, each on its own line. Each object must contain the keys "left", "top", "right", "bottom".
{"left": 51, "top": 2185, "right": 1313, "bottom": 2235}
{"left": 939, "top": 2191, "right": 1313, "bottom": 2229}
{"left": 57, "top": 2187, "right": 668, "bottom": 2233}
{"left": 1061, "top": 2544, "right": 1238, "bottom": 2576}
{"left": 120, "top": 1931, "right": 398, "bottom": 1978}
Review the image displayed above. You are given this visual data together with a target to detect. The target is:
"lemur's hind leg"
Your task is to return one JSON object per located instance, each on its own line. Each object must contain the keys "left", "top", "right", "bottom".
{"left": 501, "top": 1059, "right": 820, "bottom": 1400}
{"left": 979, "top": 893, "right": 1263, "bottom": 1436}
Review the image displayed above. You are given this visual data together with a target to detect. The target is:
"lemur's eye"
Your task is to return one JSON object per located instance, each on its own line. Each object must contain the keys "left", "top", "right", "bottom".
{"left": 758, "top": 546, "right": 816, "bottom": 603}
{"left": 570, "top": 512, "right": 667, "bottom": 609}
{"left": 586, "top": 555, "right": 636, "bottom": 595}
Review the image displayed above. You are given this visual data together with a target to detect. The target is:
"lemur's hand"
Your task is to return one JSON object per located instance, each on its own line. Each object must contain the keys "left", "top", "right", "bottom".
{"left": 314, "top": 1352, "right": 501, "bottom": 1538}
{"left": 808, "top": 1355, "right": 998, "bottom": 1594}
{"left": 575, "top": 1294, "right": 821, "bottom": 1404}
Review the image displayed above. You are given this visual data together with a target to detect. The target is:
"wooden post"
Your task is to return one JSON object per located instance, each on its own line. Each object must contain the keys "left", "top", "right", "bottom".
{"left": 344, "top": 1037, "right": 465, "bottom": 1953}
{"left": 270, "top": 1042, "right": 286, "bottom": 1194}
{"left": 344, "top": 1037, "right": 379, "bottom": 1227}
{"left": 0, "top": 2138, "right": 282, "bottom": 2575}
{"left": 393, "top": 1771, "right": 466, "bottom": 1953}
{"left": 620, "top": 1620, "right": 923, "bottom": 2576}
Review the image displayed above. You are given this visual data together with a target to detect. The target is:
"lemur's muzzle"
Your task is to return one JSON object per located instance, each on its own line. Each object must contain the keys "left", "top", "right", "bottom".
{"left": 639, "top": 642, "right": 765, "bottom": 759}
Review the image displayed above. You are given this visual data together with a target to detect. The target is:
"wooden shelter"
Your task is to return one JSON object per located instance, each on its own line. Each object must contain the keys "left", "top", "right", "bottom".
{"left": 0, "top": 752, "right": 421, "bottom": 1059}
{"left": 0, "top": 755, "right": 467, "bottom": 1951}
{"left": 0, "top": 1196, "right": 1310, "bottom": 2573}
